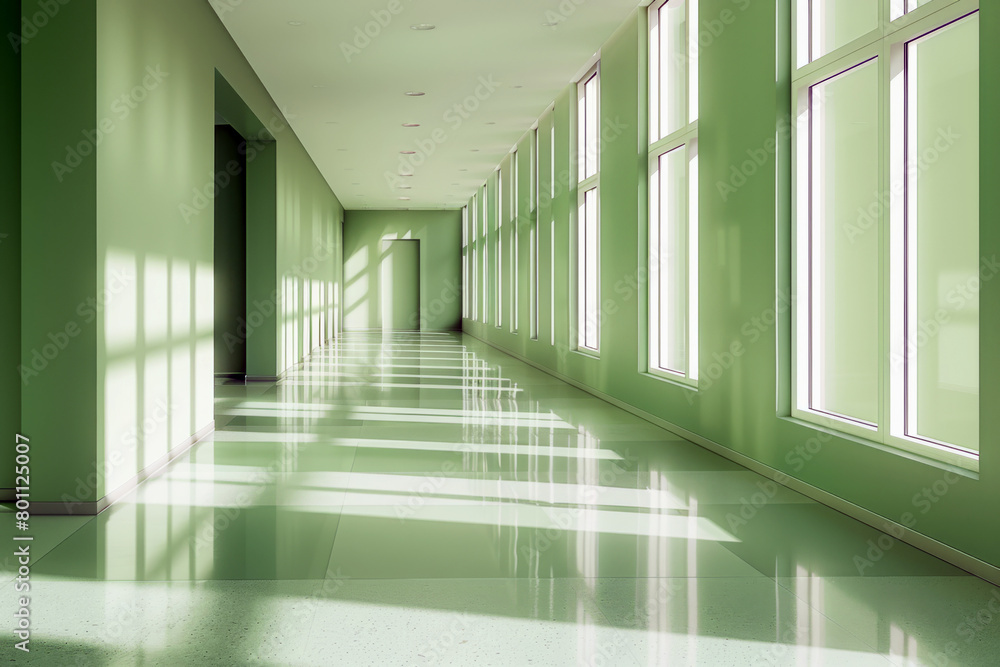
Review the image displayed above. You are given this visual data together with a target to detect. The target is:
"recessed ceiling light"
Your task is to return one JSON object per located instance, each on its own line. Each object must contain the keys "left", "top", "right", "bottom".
{"left": 404, "top": 91, "right": 426, "bottom": 97}
{"left": 542, "top": 21, "right": 558, "bottom": 27}
{"left": 288, "top": 21, "right": 304, "bottom": 26}
{"left": 410, "top": 24, "right": 436, "bottom": 31}
{"left": 398, "top": 196, "right": 411, "bottom": 201}
{"left": 398, "top": 185, "right": 412, "bottom": 190}
{"left": 398, "top": 172, "right": 413, "bottom": 177}
{"left": 402, "top": 123, "right": 421, "bottom": 128}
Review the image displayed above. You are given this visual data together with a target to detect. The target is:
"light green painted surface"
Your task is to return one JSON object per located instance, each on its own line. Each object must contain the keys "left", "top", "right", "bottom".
{"left": 20, "top": 0, "right": 100, "bottom": 504}
{"left": 209, "top": 0, "right": 642, "bottom": 210}
{"left": 19, "top": 0, "right": 343, "bottom": 504}
{"left": 0, "top": 3, "right": 20, "bottom": 491}
{"left": 380, "top": 240, "right": 421, "bottom": 331}
{"left": 343, "top": 210, "right": 462, "bottom": 332}
{"left": 464, "top": 2, "right": 1000, "bottom": 570}
{"left": 3, "top": 331, "right": 997, "bottom": 664}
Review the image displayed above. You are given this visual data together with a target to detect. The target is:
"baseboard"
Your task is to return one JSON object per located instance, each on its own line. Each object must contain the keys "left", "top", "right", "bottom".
{"left": 29, "top": 421, "right": 215, "bottom": 516}
{"left": 464, "top": 331, "right": 1000, "bottom": 587}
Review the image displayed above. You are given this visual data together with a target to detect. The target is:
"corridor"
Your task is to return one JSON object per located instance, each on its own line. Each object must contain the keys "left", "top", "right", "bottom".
{"left": 3, "top": 332, "right": 998, "bottom": 665}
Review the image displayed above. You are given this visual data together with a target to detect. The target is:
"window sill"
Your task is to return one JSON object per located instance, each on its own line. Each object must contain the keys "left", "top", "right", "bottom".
{"left": 641, "top": 371, "right": 697, "bottom": 392}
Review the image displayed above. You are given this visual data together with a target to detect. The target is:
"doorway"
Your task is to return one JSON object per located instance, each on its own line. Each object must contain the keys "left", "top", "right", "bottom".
{"left": 381, "top": 239, "right": 420, "bottom": 331}
{"left": 214, "top": 123, "right": 248, "bottom": 380}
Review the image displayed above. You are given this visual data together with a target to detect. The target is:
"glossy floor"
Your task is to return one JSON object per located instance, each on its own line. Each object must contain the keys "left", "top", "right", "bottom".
{"left": 4, "top": 332, "right": 998, "bottom": 665}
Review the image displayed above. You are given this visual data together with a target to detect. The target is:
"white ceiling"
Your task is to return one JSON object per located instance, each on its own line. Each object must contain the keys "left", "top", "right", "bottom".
{"left": 212, "top": 0, "right": 642, "bottom": 210}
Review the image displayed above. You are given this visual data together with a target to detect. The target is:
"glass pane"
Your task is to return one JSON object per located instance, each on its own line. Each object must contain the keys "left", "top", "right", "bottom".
{"left": 530, "top": 220, "right": 539, "bottom": 339}
{"left": 655, "top": 147, "right": 688, "bottom": 373}
{"left": 908, "top": 0, "right": 937, "bottom": 12}
{"left": 577, "top": 199, "right": 587, "bottom": 347}
{"left": 907, "top": 13, "right": 980, "bottom": 451}
{"left": 810, "top": 0, "right": 879, "bottom": 63}
{"left": 658, "top": 0, "right": 687, "bottom": 139}
{"left": 585, "top": 74, "right": 599, "bottom": 180}
{"left": 578, "top": 88, "right": 587, "bottom": 183}
{"left": 809, "top": 60, "right": 880, "bottom": 425}
{"left": 584, "top": 188, "right": 599, "bottom": 349}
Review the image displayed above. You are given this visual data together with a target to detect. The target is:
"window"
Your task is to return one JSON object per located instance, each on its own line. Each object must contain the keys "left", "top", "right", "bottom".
{"left": 531, "top": 127, "right": 539, "bottom": 214}
{"left": 471, "top": 195, "right": 478, "bottom": 322}
{"left": 576, "top": 63, "right": 600, "bottom": 353}
{"left": 511, "top": 150, "right": 519, "bottom": 333}
{"left": 462, "top": 205, "right": 469, "bottom": 319}
{"left": 530, "top": 127, "right": 540, "bottom": 340}
{"left": 481, "top": 185, "right": 488, "bottom": 324}
{"left": 648, "top": 0, "right": 699, "bottom": 384}
{"left": 550, "top": 119, "right": 556, "bottom": 347}
{"left": 793, "top": 0, "right": 980, "bottom": 469}
{"left": 495, "top": 169, "right": 503, "bottom": 328}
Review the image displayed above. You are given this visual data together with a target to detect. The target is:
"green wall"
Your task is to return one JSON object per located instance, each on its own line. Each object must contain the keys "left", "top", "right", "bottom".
{"left": 465, "top": 1, "right": 1000, "bottom": 571}
{"left": 21, "top": 0, "right": 100, "bottom": 505}
{"left": 344, "top": 210, "right": 462, "bottom": 332}
{"left": 20, "top": 0, "right": 344, "bottom": 506}
{"left": 1, "top": 2, "right": 21, "bottom": 494}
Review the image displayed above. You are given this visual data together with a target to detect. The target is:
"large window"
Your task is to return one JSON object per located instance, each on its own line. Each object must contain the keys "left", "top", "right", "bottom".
{"left": 550, "top": 116, "right": 556, "bottom": 347}
{"left": 481, "top": 185, "right": 488, "bottom": 324}
{"left": 495, "top": 169, "right": 503, "bottom": 328}
{"left": 530, "top": 126, "right": 540, "bottom": 341}
{"left": 576, "top": 63, "right": 600, "bottom": 353}
{"left": 793, "top": 0, "right": 980, "bottom": 468}
{"left": 511, "top": 150, "right": 519, "bottom": 333}
{"left": 471, "top": 194, "right": 478, "bottom": 322}
{"left": 462, "top": 205, "right": 469, "bottom": 319}
{"left": 648, "top": 0, "right": 699, "bottom": 384}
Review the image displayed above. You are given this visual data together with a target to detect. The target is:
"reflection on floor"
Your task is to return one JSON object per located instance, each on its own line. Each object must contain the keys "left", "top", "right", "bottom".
{"left": 4, "top": 332, "right": 998, "bottom": 665}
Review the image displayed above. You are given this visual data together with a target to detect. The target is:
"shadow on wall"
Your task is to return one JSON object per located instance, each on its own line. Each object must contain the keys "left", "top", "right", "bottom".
{"left": 343, "top": 211, "right": 463, "bottom": 333}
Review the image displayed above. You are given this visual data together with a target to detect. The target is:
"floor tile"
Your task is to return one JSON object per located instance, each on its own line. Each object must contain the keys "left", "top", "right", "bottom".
{"left": 589, "top": 577, "right": 889, "bottom": 665}
{"left": 302, "top": 579, "right": 637, "bottom": 667}
{"left": 699, "top": 503, "right": 967, "bottom": 578}
{"left": 776, "top": 576, "right": 1000, "bottom": 666}
{"left": 327, "top": 506, "right": 762, "bottom": 579}
{"left": 32, "top": 504, "right": 342, "bottom": 581}
{"left": 0, "top": 514, "right": 93, "bottom": 583}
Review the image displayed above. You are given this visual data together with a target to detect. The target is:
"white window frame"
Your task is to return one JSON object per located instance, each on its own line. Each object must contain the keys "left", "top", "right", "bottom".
{"left": 462, "top": 205, "right": 469, "bottom": 319}
{"left": 471, "top": 194, "right": 478, "bottom": 322}
{"left": 481, "top": 185, "right": 489, "bottom": 325}
{"left": 575, "top": 62, "right": 601, "bottom": 354}
{"left": 550, "top": 114, "right": 557, "bottom": 347}
{"left": 530, "top": 125, "right": 540, "bottom": 341}
{"left": 511, "top": 149, "right": 520, "bottom": 333}
{"left": 648, "top": 0, "right": 699, "bottom": 386}
{"left": 494, "top": 169, "right": 503, "bottom": 328}
{"left": 791, "top": 0, "right": 980, "bottom": 470}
